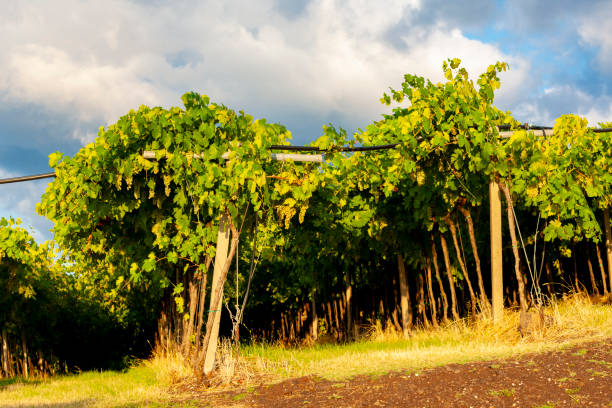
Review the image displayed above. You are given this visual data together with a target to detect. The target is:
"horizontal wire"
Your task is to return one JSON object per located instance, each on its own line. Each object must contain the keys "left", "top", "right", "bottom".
{"left": 2, "top": 124, "right": 611, "bottom": 185}
{"left": 268, "top": 143, "right": 400, "bottom": 152}
{"left": 0, "top": 172, "right": 56, "bottom": 185}
{"left": 498, "top": 124, "right": 612, "bottom": 133}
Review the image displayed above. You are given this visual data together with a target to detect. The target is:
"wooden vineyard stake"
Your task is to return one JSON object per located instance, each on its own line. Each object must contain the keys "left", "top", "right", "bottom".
{"left": 345, "top": 274, "right": 354, "bottom": 339}
{"left": 203, "top": 214, "right": 231, "bottom": 375}
{"left": 397, "top": 254, "right": 411, "bottom": 337}
{"left": 604, "top": 209, "right": 612, "bottom": 294}
{"left": 490, "top": 180, "right": 504, "bottom": 323}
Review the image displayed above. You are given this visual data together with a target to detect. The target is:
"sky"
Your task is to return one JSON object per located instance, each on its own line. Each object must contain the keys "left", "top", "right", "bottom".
{"left": 1, "top": 0, "right": 611, "bottom": 242}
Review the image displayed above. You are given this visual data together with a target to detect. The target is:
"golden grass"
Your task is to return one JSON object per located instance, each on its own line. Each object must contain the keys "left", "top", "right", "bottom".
{"left": 148, "top": 338, "right": 260, "bottom": 387}
{"left": 241, "top": 294, "right": 612, "bottom": 380}
{"left": 1, "top": 295, "right": 610, "bottom": 407}
{"left": 144, "top": 343, "right": 193, "bottom": 386}
{"left": 0, "top": 365, "right": 174, "bottom": 407}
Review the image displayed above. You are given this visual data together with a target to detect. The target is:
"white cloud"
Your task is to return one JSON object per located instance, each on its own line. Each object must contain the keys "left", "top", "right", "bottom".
{"left": 583, "top": 99, "right": 612, "bottom": 126}
{"left": 510, "top": 84, "right": 612, "bottom": 126}
{"left": 0, "top": 0, "right": 530, "bottom": 144}
{"left": 578, "top": 3, "right": 612, "bottom": 70}
{"left": 0, "top": 167, "right": 13, "bottom": 178}
{"left": 2, "top": 44, "right": 163, "bottom": 124}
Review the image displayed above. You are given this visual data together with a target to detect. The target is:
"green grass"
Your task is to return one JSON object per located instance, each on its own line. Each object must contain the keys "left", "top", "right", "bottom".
{"left": 0, "top": 366, "right": 174, "bottom": 407}
{"left": 2, "top": 296, "right": 610, "bottom": 406}
{"left": 489, "top": 388, "right": 515, "bottom": 397}
{"left": 241, "top": 296, "right": 612, "bottom": 380}
{"left": 242, "top": 331, "right": 544, "bottom": 379}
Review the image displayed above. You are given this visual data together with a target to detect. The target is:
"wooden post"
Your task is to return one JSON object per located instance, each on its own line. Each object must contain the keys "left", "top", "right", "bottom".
{"left": 490, "top": 180, "right": 504, "bottom": 323}
{"left": 203, "top": 214, "right": 231, "bottom": 375}
{"left": 397, "top": 254, "right": 411, "bottom": 337}
{"left": 595, "top": 243, "right": 608, "bottom": 295}
{"left": 310, "top": 293, "right": 318, "bottom": 341}
{"left": 604, "top": 209, "right": 612, "bottom": 294}
{"left": 345, "top": 274, "right": 354, "bottom": 339}
{"left": 21, "top": 333, "right": 28, "bottom": 378}
{"left": 1, "top": 329, "right": 8, "bottom": 377}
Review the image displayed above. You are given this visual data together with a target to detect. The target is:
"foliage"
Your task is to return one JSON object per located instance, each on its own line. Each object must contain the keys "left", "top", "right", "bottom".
{"left": 243, "top": 59, "right": 611, "bottom": 339}
{"left": 2, "top": 58, "right": 610, "bottom": 376}
{"left": 36, "top": 93, "right": 320, "bottom": 369}
{"left": 504, "top": 115, "right": 611, "bottom": 243}
{"left": 39, "top": 92, "right": 317, "bottom": 287}
{"left": 0, "top": 218, "right": 131, "bottom": 377}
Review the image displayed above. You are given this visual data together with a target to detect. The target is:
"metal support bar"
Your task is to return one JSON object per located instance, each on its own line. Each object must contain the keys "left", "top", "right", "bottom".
{"left": 498, "top": 129, "right": 554, "bottom": 138}
{"left": 3, "top": 125, "right": 612, "bottom": 185}
{"left": 0, "top": 172, "right": 56, "bottom": 184}
{"left": 142, "top": 151, "right": 323, "bottom": 163}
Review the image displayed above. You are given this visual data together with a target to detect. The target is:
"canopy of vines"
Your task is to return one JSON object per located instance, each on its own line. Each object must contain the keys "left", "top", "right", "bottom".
{"left": 1, "top": 59, "right": 610, "bottom": 378}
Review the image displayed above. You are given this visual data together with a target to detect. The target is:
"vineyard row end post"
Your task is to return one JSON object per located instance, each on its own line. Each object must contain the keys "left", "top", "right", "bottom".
{"left": 202, "top": 214, "right": 231, "bottom": 375}
{"left": 490, "top": 180, "right": 504, "bottom": 323}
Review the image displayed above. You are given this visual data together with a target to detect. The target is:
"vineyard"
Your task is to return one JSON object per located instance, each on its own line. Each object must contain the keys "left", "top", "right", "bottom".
{"left": 1, "top": 58, "right": 611, "bottom": 386}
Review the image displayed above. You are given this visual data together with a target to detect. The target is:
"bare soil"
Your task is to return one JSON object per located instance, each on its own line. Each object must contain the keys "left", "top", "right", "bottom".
{"left": 178, "top": 338, "right": 612, "bottom": 407}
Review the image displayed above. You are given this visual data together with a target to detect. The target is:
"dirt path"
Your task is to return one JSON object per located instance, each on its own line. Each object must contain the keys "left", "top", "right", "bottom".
{"left": 184, "top": 338, "right": 612, "bottom": 407}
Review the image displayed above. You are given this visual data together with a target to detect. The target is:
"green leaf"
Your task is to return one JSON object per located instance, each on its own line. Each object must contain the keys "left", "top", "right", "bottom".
{"left": 49, "top": 152, "right": 63, "bottom": 168}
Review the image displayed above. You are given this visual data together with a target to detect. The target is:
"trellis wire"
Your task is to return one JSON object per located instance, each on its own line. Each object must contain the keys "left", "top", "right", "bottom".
{"left": 2, "top": 124, "right": 611, "bottom": 185}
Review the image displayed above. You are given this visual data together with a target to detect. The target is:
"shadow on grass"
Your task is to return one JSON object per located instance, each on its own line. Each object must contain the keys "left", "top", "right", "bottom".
{"left": 2, "top": 401, "right": 93, "bottom": 408}
{"left": 0, "top": 378, "right": 42, "bottom": 390}
{"left": 0, "top": 379, "right": 92, "bottom": 407}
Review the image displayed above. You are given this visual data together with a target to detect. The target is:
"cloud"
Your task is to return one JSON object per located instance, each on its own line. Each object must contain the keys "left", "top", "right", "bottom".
{"left": 2, "top": 44, "right": 163, "bottom": 124}
{"left": 6, "top": 0, "right": 603, "bottom": 243}
{"left": 494, "top": 0, "right": 612, "bottom": 76}
{"left": 400, "top": 0, "right": 497, "bottom": 34}
{"left": 496, "top": 0, "right": 607, "bottom": 36}
{"left": 578, "top": 3, "right": 612, "bottom": 71}
{"left": 0, "top": 0, "right": 529, "bottom": 144}
{"left": 510, "top": 84, "right": 612, "bottom": 126}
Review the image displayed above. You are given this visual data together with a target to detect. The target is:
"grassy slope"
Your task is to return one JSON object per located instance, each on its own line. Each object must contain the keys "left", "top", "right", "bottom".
{"left": 242, "top": 295, "right": 612, "bottom": 380}
{"left": 0, "top": 366, "right": 175, "bottom": 408}
{"left": 1, "top": 296, "right": 610, "bottom": 407}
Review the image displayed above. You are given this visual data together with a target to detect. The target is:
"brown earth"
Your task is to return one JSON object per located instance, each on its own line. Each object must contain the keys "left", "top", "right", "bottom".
{"left": 176, "top": 338, "right": 612, "bottom": 407}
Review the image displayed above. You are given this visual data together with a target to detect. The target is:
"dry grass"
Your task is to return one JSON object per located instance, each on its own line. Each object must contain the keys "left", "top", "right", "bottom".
{"left": 209, "top": 338, "right": 260, "bottom": 386}
{"left": 1, "top": 295, "right": 609, "bottom": 407}
{"left": 148, "top": 338, "right": 261, "bottom": 388}
{"left": 241, "top": 294, "right": 612, "bottom": 380}
{"left": 144, "top": 345, "right": 193, "bottom": 386}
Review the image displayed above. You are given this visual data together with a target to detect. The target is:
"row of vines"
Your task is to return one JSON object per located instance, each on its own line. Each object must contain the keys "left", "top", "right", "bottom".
{"left": 243, "top": 60, "right": 611, "bottom": 342}
{"left": 1, "top": 58, "right": 610, "bottom": 377}
{"left": 0, "top": 218, "right": 137, "bottom": 378}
